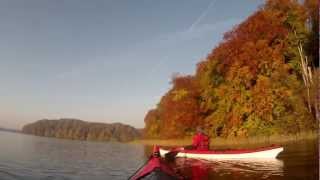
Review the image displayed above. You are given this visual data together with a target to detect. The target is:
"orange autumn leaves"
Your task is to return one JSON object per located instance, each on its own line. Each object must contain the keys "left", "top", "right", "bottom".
{"left": 144, "top": 0, "right": 318, "bottom": 139}
{"left": 144, "top": 76, "right": 204, "bottom": 138}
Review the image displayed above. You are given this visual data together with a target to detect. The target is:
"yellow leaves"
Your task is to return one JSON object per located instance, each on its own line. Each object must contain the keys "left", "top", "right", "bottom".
{"left": 172, "top": 89, "right": 189, "bottom": 101}
{"left": 254, "top": 75, "right": 271, "bottom": 92}
{"left": 216, "top": 84, "right": 227, "bottom": 97}
{"left": 242, "top": 104, "right": 253, "bottom": 114}
{"left": 252, "top": 75, "right": 274, "bottom": 120}
{"left": 226, "top": 65, "right": 254, "bottom": 89}
{"left": 285, "top": 89, "right": 293, "bottom": 96}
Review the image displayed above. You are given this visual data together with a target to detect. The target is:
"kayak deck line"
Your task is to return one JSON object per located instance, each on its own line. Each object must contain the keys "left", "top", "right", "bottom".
{"left": 160, "top": 145, "right": 284, "bottom": 160}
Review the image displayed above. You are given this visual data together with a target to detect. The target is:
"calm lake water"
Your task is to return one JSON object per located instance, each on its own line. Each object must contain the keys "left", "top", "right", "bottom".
{"left": 0, "top": 131, "right": 318, "bottom": 180}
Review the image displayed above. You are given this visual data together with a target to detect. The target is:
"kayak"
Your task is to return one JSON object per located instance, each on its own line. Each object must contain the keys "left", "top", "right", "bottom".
{"left": 129, "top": 156, "right": 180, "bottom": 180}
{"left": 160, "top": 145, "right": 283, "bottom": 160}
{"left": 129, "top": 146, "right": 182, "bottom": 180}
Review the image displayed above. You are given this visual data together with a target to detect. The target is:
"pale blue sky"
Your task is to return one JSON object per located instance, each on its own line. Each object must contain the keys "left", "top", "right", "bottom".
{"left": 0, "top": 0, "right": 263, "bottom": 129}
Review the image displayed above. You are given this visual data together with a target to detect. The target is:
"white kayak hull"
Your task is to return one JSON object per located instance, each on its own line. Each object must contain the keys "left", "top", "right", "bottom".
{"left": 160, "top": 146, "right": 284, "bottom": 160}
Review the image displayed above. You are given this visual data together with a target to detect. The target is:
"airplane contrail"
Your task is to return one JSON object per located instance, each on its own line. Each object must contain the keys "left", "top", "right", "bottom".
{"left": 188, "top": 0, "right": 216, "bottom": 32}
{"left": 147, "top": 0, "right": 216, "bottom": 81}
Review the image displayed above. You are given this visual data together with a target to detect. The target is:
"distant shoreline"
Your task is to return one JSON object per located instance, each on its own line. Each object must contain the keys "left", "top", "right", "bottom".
{"left": 22, "top": 119, "right": 141, "bottom": 142}
{"left": 130, "top": 131, "right": 317, "bottom": 148}
{"left": 0, "top": 128, "right": 21, "bottom": 133}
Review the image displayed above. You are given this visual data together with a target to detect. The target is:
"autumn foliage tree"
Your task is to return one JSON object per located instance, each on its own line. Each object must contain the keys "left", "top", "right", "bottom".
{"left": 144, "top": 0, "right": 318, "bottom": 139}
{"left": 144, "top": 75, "right": 203, "bottom": 138}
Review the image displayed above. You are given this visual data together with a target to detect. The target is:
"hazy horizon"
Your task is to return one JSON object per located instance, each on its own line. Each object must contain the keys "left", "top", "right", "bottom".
{"left": 0, "top": 0, "right": 264, "bottom": 129}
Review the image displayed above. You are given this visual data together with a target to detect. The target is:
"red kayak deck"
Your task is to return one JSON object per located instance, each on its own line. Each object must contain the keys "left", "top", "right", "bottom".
{"left": 129, "top": 157, "right": 180, "bottom": 180}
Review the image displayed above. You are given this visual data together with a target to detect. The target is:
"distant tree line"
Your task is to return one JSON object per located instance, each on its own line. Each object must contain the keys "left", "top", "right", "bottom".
{"left": 22, "top": 119, "right": 141, "bottom": 142}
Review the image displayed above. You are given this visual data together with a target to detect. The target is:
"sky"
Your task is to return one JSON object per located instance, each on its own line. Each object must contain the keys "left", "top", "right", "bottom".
{"left": 0, "top": 0, "right": 264, "bottom": 129}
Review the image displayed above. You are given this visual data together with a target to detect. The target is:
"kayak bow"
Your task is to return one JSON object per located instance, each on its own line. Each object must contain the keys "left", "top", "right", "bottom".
{"left": 129, "top": 146, "right": 181, "bottom": 180}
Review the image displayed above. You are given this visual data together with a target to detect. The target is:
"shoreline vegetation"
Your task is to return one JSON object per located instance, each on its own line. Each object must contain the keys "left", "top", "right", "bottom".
{"left": 143, "top": 0, "right": 319, "bottom": 140}
{"left": 130, "top": 131, "right": 318, "bottom": 148}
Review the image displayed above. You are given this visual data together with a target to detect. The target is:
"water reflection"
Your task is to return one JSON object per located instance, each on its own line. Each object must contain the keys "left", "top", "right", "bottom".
{"left": 0, "top": 132, "right": 317, "bottom": 180}
{"left": 174, "top": 158, "right": 284, "bottom": 179}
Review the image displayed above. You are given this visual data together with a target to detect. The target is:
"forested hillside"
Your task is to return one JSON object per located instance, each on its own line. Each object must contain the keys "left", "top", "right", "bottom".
{"left": 144, "top": 0, "right": 318, "bottom": 139}
{"left": 22, "top": 119, "right": 141, "bottom": 142}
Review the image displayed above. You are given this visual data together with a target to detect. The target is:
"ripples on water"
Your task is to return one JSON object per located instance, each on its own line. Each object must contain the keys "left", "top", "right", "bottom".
{"left": 0, "top": 131, "right": 318, "bottom": 180}
{"left": 0, "top": 131, "right": 147, "bottom": 180}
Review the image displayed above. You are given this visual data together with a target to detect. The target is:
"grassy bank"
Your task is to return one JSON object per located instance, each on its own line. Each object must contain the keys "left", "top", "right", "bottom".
{"left": 130, "top": 131, "right": 318, "bottom": 148}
